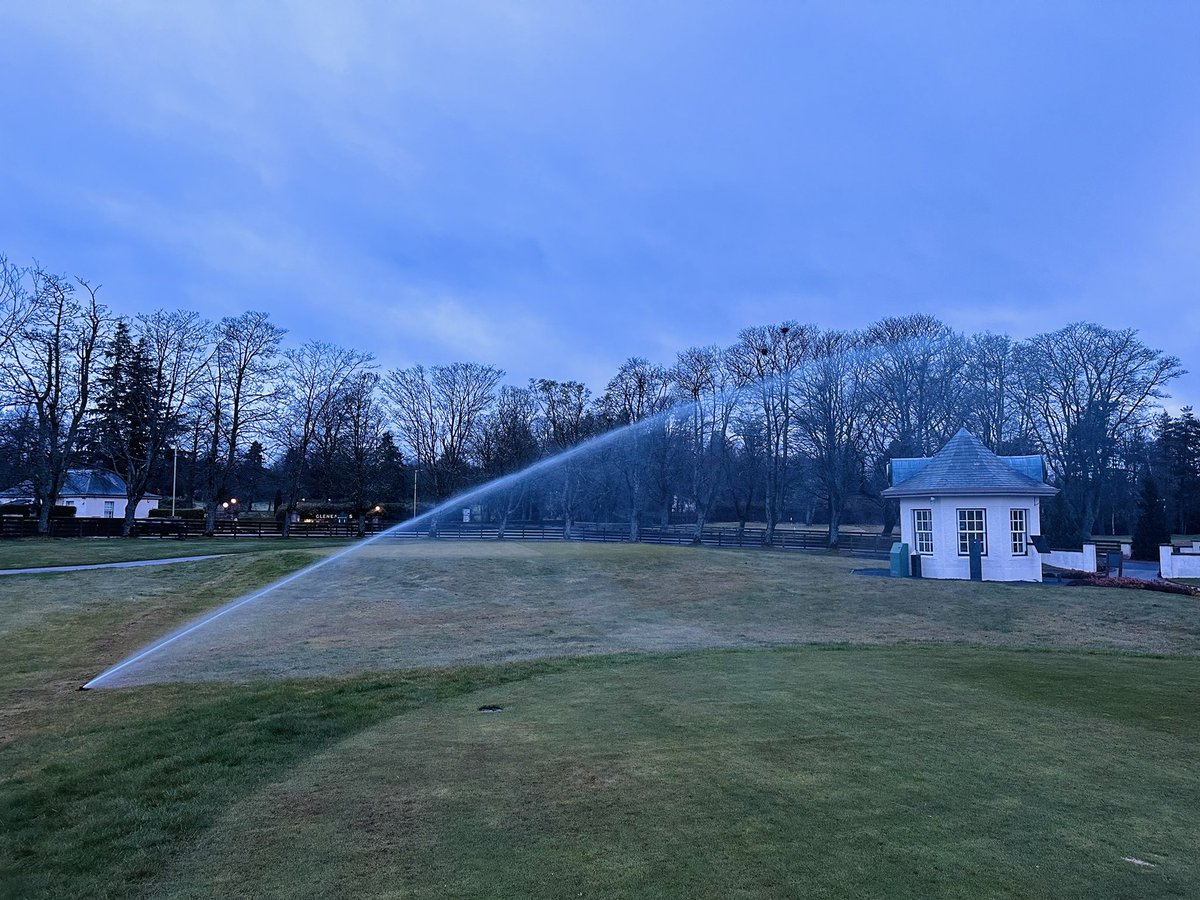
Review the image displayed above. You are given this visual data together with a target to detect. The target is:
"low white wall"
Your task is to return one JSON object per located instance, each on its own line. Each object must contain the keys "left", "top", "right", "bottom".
{"left": 1161, "top": 546, "right": 1200, "bottom": 579}
{"left": 1044, "top": 544, "right": 1097, "bottom": 573}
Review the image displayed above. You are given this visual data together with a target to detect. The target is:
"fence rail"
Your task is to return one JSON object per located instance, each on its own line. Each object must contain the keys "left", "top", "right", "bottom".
{"left": 387, "top": 521, "right": 893, "bottom": 556}
{"left": 0, "top": 516, "right": 893, "bottom": 557}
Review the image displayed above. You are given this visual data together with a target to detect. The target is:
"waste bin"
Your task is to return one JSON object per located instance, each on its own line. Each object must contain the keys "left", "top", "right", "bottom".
{"left": 890, "top": 542, "right": 910, "bottom": 577}
{"left": 910, "top": 554, "right": 922, "bottom": 578}
{"left": 1105, "top": 550, "right": 1123, "bottom": 577}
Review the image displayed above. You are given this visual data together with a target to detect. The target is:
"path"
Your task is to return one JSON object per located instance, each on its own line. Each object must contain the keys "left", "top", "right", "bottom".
{"left": 0, "top": 555, "right": 224, "bottom": 576}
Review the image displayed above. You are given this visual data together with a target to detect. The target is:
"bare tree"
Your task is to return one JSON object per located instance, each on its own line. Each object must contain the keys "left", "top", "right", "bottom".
{"left": 793, "top": 331, "right": 877, "bottom": 549}
{"left": 1015, "top": 322, "right": 1184, "bottom": 540}
{"left": 475, "top": 384, "right": 540, "bottom": 535}
{"left": 673, "top": 345, "right": 739, "bottom": 541}
{"left": 530, "top": 378, "right": 592, "bottom": 538}
{"left": 962, "top": 331, "right": 1031, "bottom": 454}
{"left": 0, "top": 268, "right": 108, "bottom": 534}
{"left": 382, "top": 362, "right": 503, "bottom": 501}
{"left": 601, "top": 357, "right": 673, "bottom": 541}
{"left": 0, "top": 256, "right": 34, "bottom": 359}
{"left": 863, "top": 314, "right": 969, "bottom": 458}
{"left": 195, "top": 311, "right": 286, "bottom": 533}
{"left": 725, "top": 322, "right": 815, "bottom": 543}
{"left": 277, "top": 341, "right": 374, "bottom": 536}
{"left": 317, "top": 371, "right": 389, "bottom": 536}
{"left": 93, "top": 309, "right": 211, "bottom": 534}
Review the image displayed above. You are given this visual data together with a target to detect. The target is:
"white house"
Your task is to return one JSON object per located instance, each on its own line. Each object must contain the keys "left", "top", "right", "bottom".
{"left": 0, "top": 469, "right": 160, "bottom": 519}
{"left": 881, "top": 429, "right": 1058, "bottom": 582}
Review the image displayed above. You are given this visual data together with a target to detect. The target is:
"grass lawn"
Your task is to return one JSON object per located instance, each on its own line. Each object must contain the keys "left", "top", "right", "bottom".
{"left": 0, "top": 537, "right": 353, "bottom": 570}
{"left": 90, "top": 540, "right": 1200, "bottom": 687}
{"left": 2, "top": 541, "right": 1199, "bottom": 898}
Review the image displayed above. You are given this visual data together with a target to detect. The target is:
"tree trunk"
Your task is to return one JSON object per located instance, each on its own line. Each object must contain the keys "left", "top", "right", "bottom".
{"left": 122, "top": 500, "right": 137, "bottom": 537}
{"left": 827, "top": 499, "right": 841, "bottom": 550}
{"left": 36, "top": 495, "right": 51, "bottom": 536}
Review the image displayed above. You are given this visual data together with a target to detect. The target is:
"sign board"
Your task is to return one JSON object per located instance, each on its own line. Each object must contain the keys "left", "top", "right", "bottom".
{"left": 462, "top": 508, "right": 471, "bottom": 523}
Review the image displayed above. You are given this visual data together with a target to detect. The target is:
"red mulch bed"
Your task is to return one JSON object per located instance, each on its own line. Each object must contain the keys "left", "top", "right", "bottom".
{"left": 1066, "top": 575, "right": 1200, "bottom": 597}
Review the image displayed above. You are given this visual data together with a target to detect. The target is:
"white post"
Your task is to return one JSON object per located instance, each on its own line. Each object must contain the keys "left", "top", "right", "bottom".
{"left": 1083, "top": 543, "right": 1097, "bottom": 573}
{"left": 1159, "top": 544, "right": 1173, "bottom": 580}
{"left": 171, "top": 448, "right": 178, "bottom": 517}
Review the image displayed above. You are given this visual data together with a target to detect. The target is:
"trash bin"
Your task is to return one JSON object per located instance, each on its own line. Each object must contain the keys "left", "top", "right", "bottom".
{"left": 1105, "top": 550, "right": 1123, "bottom": 577}
{"left": 910, "top": 554, "right": 922, "bottom": 578}
{"left": 890, "top": 542, "right": 910, "bottom": 577}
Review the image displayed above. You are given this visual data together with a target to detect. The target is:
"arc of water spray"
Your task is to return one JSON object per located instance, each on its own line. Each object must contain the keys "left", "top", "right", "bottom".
{"left": 81, "top": 377, "right": 781, "bottom": 689}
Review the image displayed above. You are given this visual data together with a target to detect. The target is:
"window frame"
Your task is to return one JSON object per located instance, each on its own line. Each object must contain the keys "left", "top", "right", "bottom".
{"left": 957, "top": 508, "right": 987, "bottom": 556}
{"left": 103, "top": 500, "right": 115, "bottom": 519}
{"left": 1010, "top": 508, "right": 1028, "bottom": 556}
{"left": 913, "top": 508, "right": 934, "bottom": 555}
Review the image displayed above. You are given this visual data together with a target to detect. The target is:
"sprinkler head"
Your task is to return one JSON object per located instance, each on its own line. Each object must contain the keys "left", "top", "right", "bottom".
{"left": 77, "top": 684, "right": 91, "bottom": 692}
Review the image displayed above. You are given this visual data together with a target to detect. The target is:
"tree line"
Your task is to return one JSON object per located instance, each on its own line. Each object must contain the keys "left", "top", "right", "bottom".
{"left": 1, "top": 255, "right": 1195, "bottom": 545}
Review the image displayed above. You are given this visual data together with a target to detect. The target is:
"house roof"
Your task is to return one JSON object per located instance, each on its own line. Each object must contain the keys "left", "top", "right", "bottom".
{"left": 882, "top": 429, "right": 1058, "bottom": 499}
{"left": 0, "top": 469, "right": 161, "bottom": 500}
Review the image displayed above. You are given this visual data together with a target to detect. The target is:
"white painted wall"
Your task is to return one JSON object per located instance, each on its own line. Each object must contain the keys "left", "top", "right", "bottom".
{"left": 1160, "top": 546, "right": 1200, "bottom": 579}
{"left": 1043, "top": 545, "right": 1098, "bottom": 573}
{"left": 63, "top": 496, "right": 158, "bottom": 519}
{"left": 898, "top": 495, "right": 1044, "bottom": 582}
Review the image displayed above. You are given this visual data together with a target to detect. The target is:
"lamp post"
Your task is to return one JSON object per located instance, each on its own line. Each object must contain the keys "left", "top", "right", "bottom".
{"left": 171, "top": 448, "right": 178, "bottom": 517}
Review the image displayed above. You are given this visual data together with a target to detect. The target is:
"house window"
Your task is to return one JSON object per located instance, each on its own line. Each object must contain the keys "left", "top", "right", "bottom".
{"left": 913, "top": 509, "right": 933, "bottom": 554}
{"left": 1010, "top": 509, "right": 1028, "bottom": 555}
{"left": 957, "top": 509, "right": 986, "bottom": 555}
{"left": 103, "top": 501, "right": 115, "bottom": 518}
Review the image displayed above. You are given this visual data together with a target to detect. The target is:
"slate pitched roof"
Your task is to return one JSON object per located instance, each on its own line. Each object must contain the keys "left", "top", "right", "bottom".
{"left": 882, "top": 429, "right": 1058, "bottom": 498}
{"left": 0, "top": 469, "right": 160, "bottom": 500}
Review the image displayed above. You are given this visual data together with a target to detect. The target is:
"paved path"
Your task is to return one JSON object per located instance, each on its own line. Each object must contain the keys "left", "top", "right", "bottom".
{"left": 0, "top": 555, "right": 224, "bottom": 575}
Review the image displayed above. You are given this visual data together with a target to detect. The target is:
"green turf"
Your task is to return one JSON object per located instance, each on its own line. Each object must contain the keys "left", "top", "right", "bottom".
{"left": 1, "top": 542, "right": 1199, "bottom": 898}
{"left": 159, "top": 649, "right": 1200, "bottom": 899}
{"left": 0, "top": 537, "right": 353, "bottom": 569}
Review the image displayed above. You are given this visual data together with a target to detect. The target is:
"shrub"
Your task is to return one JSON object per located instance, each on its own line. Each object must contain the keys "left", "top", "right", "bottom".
{"left": 0, "top": 504, "right": 76, "bottom": 518}
{"left": 148, "top": 507, "right": 207, "bottom": 520}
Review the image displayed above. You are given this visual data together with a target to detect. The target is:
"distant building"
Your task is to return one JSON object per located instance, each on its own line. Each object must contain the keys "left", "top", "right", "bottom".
{"left": 881, "top": 429, "right": 1058, "bottom": 582}
{"left": 0, "top": 469, "right": 160, "bottom": 519}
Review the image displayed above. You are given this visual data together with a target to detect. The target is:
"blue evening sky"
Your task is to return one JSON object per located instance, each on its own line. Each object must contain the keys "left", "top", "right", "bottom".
{"left": 2, "top": 2, "right": 1198, "bottom": 405}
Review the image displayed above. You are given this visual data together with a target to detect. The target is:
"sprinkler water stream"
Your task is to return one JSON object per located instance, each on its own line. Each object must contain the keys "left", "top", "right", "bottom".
{"left": 80, "top": 376, "right": 783, "bottom": 689}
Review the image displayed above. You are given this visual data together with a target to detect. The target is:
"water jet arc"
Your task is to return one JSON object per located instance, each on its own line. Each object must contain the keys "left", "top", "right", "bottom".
{"left": 80, "top": 378, "right": 776, "bottom": 689}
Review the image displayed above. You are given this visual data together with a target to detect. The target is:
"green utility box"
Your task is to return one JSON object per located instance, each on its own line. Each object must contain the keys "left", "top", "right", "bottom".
{"left": 890, "top": 542, "right": 911, "bottom": 577}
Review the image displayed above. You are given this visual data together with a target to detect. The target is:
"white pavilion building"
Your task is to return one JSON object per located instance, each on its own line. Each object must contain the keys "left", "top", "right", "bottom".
{"left": 881, "top": 429, "right": 1058, "bottom": 582}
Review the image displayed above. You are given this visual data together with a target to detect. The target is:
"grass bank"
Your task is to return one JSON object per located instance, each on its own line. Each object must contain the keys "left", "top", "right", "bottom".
{"left": 2, "top": 541, "right": 1199, "bottom": 898}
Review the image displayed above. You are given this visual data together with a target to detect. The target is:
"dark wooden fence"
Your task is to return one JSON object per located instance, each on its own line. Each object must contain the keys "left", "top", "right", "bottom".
{"left": 0, "top": 517, "right": 387, "bottom": 540}
{"left": 1, "top": 516, "right": 892, "bottom": 557}
{"left": 389, "top": 521, "right": 892, "bottom": 557}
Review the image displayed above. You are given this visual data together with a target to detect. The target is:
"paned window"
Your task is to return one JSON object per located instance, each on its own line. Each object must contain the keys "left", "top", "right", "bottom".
{"left": 913, "top": 509, "right": 934, "bottom": 555}
{"left": 103, "top": 501, "right": 115, "bottom": 518}
{"left": 957, "top": 508, "right": 986, "bottom": 556}
{"left": 1010, "top": 508, "right": 1028, "bottom": 555}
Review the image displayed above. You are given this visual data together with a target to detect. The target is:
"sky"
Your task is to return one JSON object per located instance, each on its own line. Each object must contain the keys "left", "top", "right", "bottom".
{"left": 2, "top": 1, "right": 1198, "bottom": 406}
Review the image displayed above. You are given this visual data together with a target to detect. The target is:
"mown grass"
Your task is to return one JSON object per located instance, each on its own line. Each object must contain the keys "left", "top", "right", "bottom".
{"left": 2, "top": 541, "right": 1199, "bottom": 898}
{"left": 105, "top": 540, "right": 1200, "bottom": 686}
{"left": 0, "top": 537, "right": 353, "bottom": 570}
{"left": 157, "top": 648, "right": 1200, "bottom": 899}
